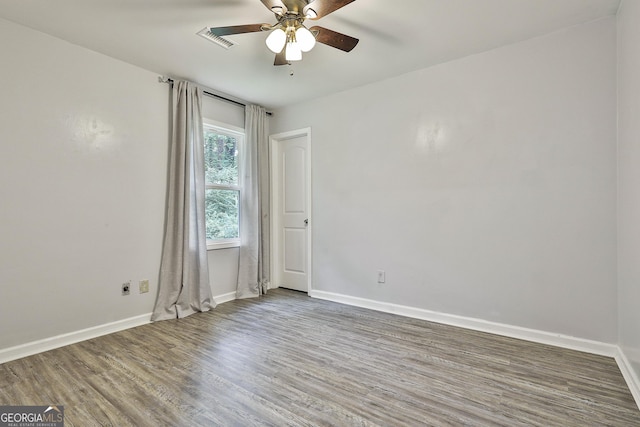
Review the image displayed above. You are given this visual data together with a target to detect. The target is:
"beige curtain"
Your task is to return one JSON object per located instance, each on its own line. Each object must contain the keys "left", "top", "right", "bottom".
{"left": 236, "top": 105, "right": 270, "bottom": 298}
{"left": 152, "top": 80, "right": 215, "bottom": 320}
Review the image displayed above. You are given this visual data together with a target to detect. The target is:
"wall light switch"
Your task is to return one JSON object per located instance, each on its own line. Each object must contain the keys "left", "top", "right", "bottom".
{"left": 139, "top": 279, "right": 150, "bottom": 294}
{"left": 377, "top": 270, "right": 386, "bottom": 284}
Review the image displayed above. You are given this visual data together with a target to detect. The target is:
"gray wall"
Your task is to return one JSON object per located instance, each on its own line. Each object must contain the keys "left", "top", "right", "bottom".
{"left": 271, "top": 18, "right": 618, "bottom": 343}
{"left": 0, "top": 18, "right": 244, "bottom": 350}
{"left": 618, "top": 0, "right": 640, "bottom": 385}
{"left": 0, "top": 18, "right": 168, "bottom": 348}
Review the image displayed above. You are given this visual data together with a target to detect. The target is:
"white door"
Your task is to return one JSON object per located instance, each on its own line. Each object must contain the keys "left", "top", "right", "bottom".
{"left": 271, "top": 129, "right": 311, "bottom": 293}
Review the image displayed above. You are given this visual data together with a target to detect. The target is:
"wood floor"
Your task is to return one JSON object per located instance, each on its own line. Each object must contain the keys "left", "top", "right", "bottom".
{"left": 0, "top": 289, "right": 638, "bottom": 426}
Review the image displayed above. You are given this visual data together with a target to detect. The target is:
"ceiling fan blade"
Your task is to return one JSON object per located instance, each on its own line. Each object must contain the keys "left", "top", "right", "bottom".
{"left": 260, "top": 0, "right": 287, "bottom": 14}
{"left": 274, "top": 49, "right": 288, "bottom": 66}
{"left": 209, "top": 24, "right": 265, "bottom": 36}
{"left": 306, "top": 0, "right": 356, "bottom": 20}
{"left": 309, "top": 26, "right": 359, "bottom": 52}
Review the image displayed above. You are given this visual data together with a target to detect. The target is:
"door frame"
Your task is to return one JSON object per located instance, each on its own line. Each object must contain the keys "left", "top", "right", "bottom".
{"left": 269, "top": 127, "right": 312, "bottom": 293}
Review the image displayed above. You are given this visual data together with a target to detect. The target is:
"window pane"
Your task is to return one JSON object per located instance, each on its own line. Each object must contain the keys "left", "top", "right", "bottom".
{"left": 205, "top": 189, "right": 239, "bottom": 240}
{"left": 204, "top": 130, "right": 238, "bottom": 185}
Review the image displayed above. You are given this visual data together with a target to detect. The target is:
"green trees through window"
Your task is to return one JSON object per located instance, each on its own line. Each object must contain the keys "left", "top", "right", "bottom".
{"left": 204, "top": 124, "right": 242, "bottom": 241}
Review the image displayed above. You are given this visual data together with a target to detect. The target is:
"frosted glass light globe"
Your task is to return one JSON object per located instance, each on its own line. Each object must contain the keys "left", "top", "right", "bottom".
{"left": 285, "top": 41, "right": 302, "bottom": 61}
{"left": 296, "top": 27, "right": 316, "bottom": 52}
{"left": 265, "top": 28, "right": 286, "bottom": 53}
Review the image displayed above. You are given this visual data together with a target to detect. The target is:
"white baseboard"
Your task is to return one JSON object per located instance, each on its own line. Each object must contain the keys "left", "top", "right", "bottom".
{"left": 310, "top": 290, "right": 617, "bottom": 357}
{"left": 0, "top": 313, "right": 152, "bottom": 365}
{"left": 214, "top": 291, "right": 237, "bottom": 305}
{"left": 309, "top": 290, "right": 640, "bottom": 409}
{"left": 2, "top": 289, "right": 637, "bottom": 410}
{"left": 0, "top": 291, "right": 238, "bottom": 365}
{"left": 615, "top": 348, "right": 640, "bottom": 411}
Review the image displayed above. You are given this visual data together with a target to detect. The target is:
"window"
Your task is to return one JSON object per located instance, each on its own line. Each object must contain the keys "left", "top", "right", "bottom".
{"left": 203, "top": 119, "right": 244, "bottom": 249}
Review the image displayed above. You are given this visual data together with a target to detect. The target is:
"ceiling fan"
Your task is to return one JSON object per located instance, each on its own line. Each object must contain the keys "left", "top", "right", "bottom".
{"left": 205, "top": 0, "right": 359, "bottom": 65}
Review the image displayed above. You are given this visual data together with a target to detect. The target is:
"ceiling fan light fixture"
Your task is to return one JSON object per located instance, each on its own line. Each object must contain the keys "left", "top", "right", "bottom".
{"left": 205, "top": 0, "right": 359, "bottom": 66}
{"left": 295, "top": 26, "right": 316, "bottom": 52}
{"left": 265, "top": 28, "right": 287, "bottom": 53}
{"left": 285, "top": 41, "right": 302, "bottom": 61}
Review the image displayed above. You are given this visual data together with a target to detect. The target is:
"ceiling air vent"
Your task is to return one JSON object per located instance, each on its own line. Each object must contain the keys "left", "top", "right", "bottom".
{"left": 197, "top": 27, "right": 236, "bottom": 49}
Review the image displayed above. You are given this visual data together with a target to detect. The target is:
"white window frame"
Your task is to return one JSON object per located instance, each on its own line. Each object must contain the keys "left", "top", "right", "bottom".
{"left": 203, "top": 118, "right": 244, "bottom": 250}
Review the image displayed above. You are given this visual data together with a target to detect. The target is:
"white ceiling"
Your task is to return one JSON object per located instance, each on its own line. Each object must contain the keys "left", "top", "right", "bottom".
{"left": 0, "top": 0, "right": 620, "bottom": 109}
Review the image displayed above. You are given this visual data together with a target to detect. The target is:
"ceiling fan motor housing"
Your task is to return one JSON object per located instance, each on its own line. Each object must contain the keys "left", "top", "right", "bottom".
{"left": 274, "top": 0, "right": 318, "bottom": 18}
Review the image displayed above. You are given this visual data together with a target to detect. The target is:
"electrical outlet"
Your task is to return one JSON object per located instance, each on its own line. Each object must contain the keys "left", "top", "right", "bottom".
{"left": 377, "top": 270, "right": 386, "bottom": 284}
{"left": 139, "top": 279, "right": 149, "bottom": 294}
{"left": 122, "top": 281, "right": 131, "bottom": 296}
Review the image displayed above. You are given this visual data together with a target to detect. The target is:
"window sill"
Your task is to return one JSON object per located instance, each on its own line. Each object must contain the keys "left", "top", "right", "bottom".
{"left": 207, "top": 240, "right": 240, "bottom": 251}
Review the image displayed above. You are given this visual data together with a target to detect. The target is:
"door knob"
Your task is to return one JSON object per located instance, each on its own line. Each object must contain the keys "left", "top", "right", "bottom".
{"left": 304, "top": 219, "right": 309, "bottom": 225}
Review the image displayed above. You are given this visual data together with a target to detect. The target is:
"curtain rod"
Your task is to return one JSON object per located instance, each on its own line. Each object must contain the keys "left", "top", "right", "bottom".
{"left": 159, "top": 76, "right": 272, "bottom": 116}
